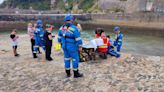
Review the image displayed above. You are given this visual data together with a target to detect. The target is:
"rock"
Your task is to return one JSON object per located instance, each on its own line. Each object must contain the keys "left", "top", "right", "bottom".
{"left": 39, "top": 87, "right": 50, "bottom": 92}
{"left": 160, "top": 57, "right": 164, "bottom": 63}
{"left": 128, "top": 84, "right": 139, "bottom": 92}
{"left": 120, "top": 85, "right": 128, "bottom": 90}
{"left": 108, "top": 86, "right": 120, "bottom": 92}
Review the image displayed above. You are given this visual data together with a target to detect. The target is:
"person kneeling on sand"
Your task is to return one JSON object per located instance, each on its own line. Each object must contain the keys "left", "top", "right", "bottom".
{"left": 107, "top": 35, "right": 120, "bottom": 58}
{"left": 10, "top": 29, "right": 20, "bottom": 57}
{"left": 97, "top": 30, "right": 110, "bottom": 59}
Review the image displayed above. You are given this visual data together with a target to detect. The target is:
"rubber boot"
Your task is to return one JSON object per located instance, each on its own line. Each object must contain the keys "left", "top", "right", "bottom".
{"left": 74, "top": 69, "right": 83, "bottom": 78}
{"left": 33, "top": 53, "right": 37, "bottom": 58}
{"left": 65, "top": 69, "right": 71, "bottom": 78}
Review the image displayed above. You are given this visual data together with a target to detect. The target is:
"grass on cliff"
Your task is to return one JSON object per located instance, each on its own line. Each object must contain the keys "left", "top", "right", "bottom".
{"left": 0, "top": 0, "right": 97, "bottom": 12}
{"left": 78, "top": 0, "right": 96, "bottom": 12}
{"left": 0, "top": 0, "right": 51, "bottom": 10}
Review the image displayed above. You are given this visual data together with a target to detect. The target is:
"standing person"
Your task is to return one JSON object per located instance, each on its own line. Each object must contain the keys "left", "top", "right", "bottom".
{"left": 10, "top": 29, "right": 19, "bottom": 57}
{"left": 33, "top": 23, "right": 41, "bottom": 54}
{"left": 58, "top": 14, "right": 83, "bottom": 78}
{"left": 74, "top": 21, "right": 82, "bottom": 32}
{"left": 27, "top": 23, "right": 37, "bottom": 58}
{"left": 33, "top": 20, "right": 45, "bottom": 57}
{"left": 113, "top": 26, "right": 123, "bottom": 53}
{"left": 44, "top": 24, "right": 54, "bottom": 61}
{"left": 77, "top": 23, "right": 82, "bottom": 32}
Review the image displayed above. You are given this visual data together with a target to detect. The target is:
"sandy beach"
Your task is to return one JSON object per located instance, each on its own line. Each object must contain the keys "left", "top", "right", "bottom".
{"left": 0, "top": 33, "right": 164, "bottom": 92}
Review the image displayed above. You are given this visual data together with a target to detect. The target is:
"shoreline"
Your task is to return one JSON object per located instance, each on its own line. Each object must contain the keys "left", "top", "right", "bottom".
{"left": 81, "top": 19, "right": 164, "bottom": 36}
{"left": 92, "top": 19, "right": 164, "bottom": 29}
{"left": 1, "top": 20, "right": 164, "bottom": 36}
{"left": 0, "top": 32, "right": 164, "bottom": 92}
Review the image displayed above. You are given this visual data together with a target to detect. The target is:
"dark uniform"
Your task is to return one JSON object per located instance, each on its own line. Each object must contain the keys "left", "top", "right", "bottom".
{"left": 44, "top": 30, "right": 53, "bottom": 61}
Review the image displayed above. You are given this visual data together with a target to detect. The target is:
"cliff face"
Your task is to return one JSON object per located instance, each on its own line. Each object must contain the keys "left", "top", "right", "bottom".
{"left": 98, "top": 0, "right": 148, "bottom": 13}
{"left": 0, "top": 0, "right": 160, "bottom": 13}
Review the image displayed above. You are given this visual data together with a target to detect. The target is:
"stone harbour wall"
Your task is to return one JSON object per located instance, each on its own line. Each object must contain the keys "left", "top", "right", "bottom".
{"left": 1, "top": 21, "right": 164, "bottom": 36}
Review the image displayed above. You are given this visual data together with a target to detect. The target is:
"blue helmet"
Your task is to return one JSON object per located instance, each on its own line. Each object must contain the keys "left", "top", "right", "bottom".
{"left": 37, "top": 20, "right": 43, "bottom": 25}
{"left": 114, "top": 26, "right": 120, "bottom": 32}
{"left": 65, "top": 14, "right": 74, "bottom": 21}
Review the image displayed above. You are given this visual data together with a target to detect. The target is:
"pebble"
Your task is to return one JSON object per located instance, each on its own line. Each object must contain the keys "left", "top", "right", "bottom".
{"left": 0, "top": 45, "right": 163, "bottom": 92}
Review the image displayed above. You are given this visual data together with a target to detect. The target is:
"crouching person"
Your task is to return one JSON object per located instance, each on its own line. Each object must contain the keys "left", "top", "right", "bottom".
{"left": 97, "top": 30, "right": 110, "bottom": 59}
{"left": 44, "top": 24, "right": 54, "bottom": 61}
{"left": 107, "top": 35, "right": 120, "bottom": 58}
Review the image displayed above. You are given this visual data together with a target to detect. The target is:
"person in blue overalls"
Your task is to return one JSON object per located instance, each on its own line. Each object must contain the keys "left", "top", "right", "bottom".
{"left": 113, "top": 26, "right": 123, "bottom": 53}
{"left": 58, "top": 14, "right": 83, "bottom": 78}
{"left": 33, "top": 20, "right": 45, "bottom": 58}
{"left": 107, "top": 35, "right": 120, "bottom": 58}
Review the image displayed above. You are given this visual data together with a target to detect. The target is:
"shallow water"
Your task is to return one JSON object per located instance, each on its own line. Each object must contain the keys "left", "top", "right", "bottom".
{"left": 1, "top": 30, "right": 164, "bottom": 56}
{"left": 80, "top": 30, "right": 164, "bottom": 56}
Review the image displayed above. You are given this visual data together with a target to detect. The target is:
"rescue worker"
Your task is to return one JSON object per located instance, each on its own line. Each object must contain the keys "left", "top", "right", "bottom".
{"left": 113, "top": 26, "right": 123, "bottom": 53}
{"left": 97, "top": 30, "right": 110, "bottom": 59}
{"left": 33, "top": 20, "right": 45, "bottom": 58}
{"left": 58, "top": 14, "right": 83, "bottom": 78}
{"left": 107, "top": 35, "right": 120, "bottom": 58}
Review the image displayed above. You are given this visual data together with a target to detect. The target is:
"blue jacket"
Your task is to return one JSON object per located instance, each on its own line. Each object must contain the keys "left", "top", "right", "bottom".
{"left": 58, "top": 22, "right": 82, "bottom": 51}
{"left": 34, "top": 26, "right": 45, "bottom": 45}
{"left": 34, "top": 26, "right": 44, "bottom": 37}
{"left": 114, "top": 32, "right": 123, "bottom": 46}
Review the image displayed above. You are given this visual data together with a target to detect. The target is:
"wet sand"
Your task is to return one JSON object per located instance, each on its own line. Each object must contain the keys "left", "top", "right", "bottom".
{"left": 0, "top": 33, "right": 164, "bottom": 92}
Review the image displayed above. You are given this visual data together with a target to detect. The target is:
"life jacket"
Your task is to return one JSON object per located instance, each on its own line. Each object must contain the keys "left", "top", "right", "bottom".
{"left": 97, "top": 37, "right": 110, "bottom": 53}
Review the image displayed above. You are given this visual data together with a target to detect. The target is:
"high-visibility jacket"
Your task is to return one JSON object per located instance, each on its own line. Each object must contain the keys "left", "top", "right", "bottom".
{"left": 58, "top": 22, "right": 82, "bottom": 51}
{"left": 97, "top": 37, "right": 110, "bottom": 53}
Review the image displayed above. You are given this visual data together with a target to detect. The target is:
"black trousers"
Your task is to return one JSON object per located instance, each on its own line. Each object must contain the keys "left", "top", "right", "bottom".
{"left": 31, "top": 39, "right": 35, "bottom": 53}
{"left": 31, "top": 39, "right": 38, "bottom": 57}
{"left": 45, "top": 45, "right": 52, "bottom": 59}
